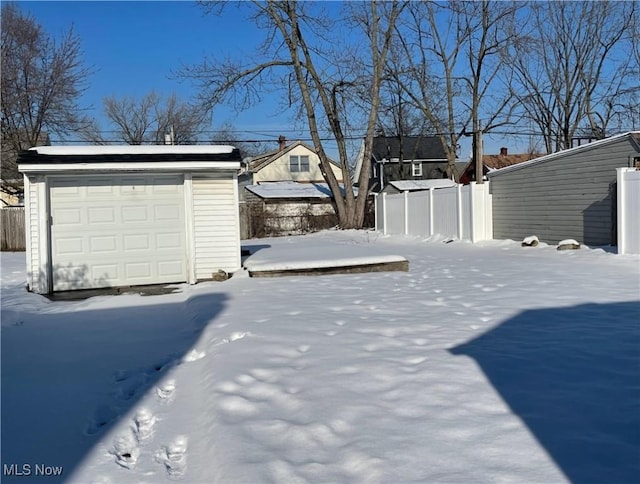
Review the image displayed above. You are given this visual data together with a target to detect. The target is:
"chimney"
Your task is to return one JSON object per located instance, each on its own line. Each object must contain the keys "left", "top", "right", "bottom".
{"left": 500, "top": 147, "right": 508, "bottom": 156}
{"left": 278, "top": 135, "right": 287, "bottom": 151}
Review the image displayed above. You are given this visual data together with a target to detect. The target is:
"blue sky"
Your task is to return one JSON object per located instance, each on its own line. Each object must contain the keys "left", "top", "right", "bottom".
{"left": 16, "top": 1, "right": 525, "bottom": 157}
{"left": 18, "top": 1, "right": 308, "bottom": 146}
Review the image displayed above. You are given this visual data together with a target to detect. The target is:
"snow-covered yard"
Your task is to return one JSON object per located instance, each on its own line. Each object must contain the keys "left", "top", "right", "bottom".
{"left": 2, "top": 231, "right": 639, "bottom": 483}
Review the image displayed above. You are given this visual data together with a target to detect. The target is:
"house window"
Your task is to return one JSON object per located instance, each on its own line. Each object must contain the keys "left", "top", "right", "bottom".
{"left": 290, "top": 155, "right": 310, "bottom": 172}
{"left": 412, "top": 162, "right": 422, "bottom": 177}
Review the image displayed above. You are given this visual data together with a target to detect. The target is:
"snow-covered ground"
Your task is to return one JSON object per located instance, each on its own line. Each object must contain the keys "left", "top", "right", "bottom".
{"left": 2, "top": 231, "right": 639, "bottom": 484}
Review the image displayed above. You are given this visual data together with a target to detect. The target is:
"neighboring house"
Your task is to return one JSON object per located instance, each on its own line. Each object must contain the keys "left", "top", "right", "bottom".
{"left": 1, "top": 179, "right": 24, "bottom": 207}
{"left": 488, "top": 131, "right": 640, "bottom": 246}
{"left": 459, "top": 147, "right": 545, "bottom": 184}
{"left": 240, "top": 138, "right": 343, "bottom": 198}
{"left": 18, "top": 145, "right": 242, "bottom": 294}
{"left": 353, "top": 136, "right": 465, "bottom": 192}
{"left": 242, "top": 182, "right": 340, "bottom": 238}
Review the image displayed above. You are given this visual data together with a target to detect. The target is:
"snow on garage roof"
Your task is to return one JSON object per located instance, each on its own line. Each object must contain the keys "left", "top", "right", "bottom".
{"left": 28, "top": 145, "right": 237, "bottom": 155}
{"left": 18, "top": 145, "right": 242, "bottom": 173}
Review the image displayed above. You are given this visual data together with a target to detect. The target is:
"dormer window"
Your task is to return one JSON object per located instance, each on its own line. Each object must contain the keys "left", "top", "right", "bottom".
{"left": 290, "top": 155, "right": 310, "bottom": 172}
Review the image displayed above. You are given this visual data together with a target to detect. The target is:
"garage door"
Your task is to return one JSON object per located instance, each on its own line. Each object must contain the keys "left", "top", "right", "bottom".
{"left": 49, "top": 175, "right": 187, "bottom": 291}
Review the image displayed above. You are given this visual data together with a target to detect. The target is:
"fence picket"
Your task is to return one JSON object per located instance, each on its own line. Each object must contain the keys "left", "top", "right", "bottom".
{"left": 1, "top": 207, "right": 26, "bottom": 251}
{"left": 375, "top": 183, "right": 493, "bottom": 242}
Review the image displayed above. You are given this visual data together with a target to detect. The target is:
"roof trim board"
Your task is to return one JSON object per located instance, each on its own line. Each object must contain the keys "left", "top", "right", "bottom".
{"left": 487, "top": 131, "right": 640, "bottom": 177}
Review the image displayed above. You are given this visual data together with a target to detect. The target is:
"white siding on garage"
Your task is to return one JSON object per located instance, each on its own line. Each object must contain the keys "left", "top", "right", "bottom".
{"left": 24, "top": 174, "right": 46, "bottom": 293}
{"left": 192, "top": 176, "right": 241, "bottom": 279}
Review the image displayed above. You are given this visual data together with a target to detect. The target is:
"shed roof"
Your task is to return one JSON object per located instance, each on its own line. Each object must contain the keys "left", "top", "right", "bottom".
{"left": 28, "top": 145, "right": 237, "bottom": 156}
{"left": 18, "top": 145, "right": 242, "bottom": 173}
{"left": 487, "top": 132, "right": 640, "bottom": 177}
{"left": 386, "top": 179, "right": 457, "bottom": 192}
{"left": 245, "top": 181, "right": 350, "bottom": 200}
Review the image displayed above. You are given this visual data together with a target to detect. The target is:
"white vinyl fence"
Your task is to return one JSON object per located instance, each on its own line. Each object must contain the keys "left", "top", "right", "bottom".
{"left": 617, "top": 167, "right": 640, "bottom": 255}
{"left": 375, "top": 182, "right": 493, "bottom": 242}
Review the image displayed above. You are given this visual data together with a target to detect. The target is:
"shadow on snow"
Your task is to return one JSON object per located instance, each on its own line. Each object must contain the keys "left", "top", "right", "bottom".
{"left": 451, "top": 301, "right": 640, "bottom": 484}
{"left": 1, "top": 290, "right": 227, "bottom": 482}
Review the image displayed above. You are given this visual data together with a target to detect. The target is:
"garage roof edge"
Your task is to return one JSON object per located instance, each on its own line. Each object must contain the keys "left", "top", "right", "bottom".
{"left": 487, "top": 131, "right": 640, "bottom": 178}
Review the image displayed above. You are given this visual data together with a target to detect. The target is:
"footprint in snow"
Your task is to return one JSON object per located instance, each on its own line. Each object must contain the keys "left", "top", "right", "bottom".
{"left": 111, "top": 430, "right": 139, "bottom": 469}
{"left": 116, "top": 375, "right": 148, "bottom": 402}
{"left": 85, "top": 404, "right": 120, "bottom": 436}
{"left": 215, "top": 332, "right": 251, "bottom": 345}
{"left": 133, "top": 408, "right": 156, "bottom": 441}
{"left": 228, "top": 331, "right": 249, "bottom": 342}
{"left": 156, "top": 436, "right": 188, "bottom": 478}
{"left": 156, "top": 379, "right": 176, "bottom": 402}
{"left": 181, "top": 349, "right": 206, "bottom": 363}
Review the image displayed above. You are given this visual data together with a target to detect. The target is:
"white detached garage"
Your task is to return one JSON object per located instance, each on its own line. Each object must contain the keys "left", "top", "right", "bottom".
{"left": 19, "top": 145, "right": 242, "bottom": 294}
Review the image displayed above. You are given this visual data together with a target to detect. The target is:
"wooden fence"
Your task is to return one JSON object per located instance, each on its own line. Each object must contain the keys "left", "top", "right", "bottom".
{"left": 1, "top": 207, "right": 25, "bottom": 251}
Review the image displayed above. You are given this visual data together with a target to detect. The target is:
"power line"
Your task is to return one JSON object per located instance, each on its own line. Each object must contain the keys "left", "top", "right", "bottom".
{"left": 46, "top": 127, "right": 640, "bottom": 145}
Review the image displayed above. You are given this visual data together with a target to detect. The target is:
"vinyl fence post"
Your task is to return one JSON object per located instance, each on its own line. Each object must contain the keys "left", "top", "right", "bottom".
{"left": 382, "top": 192, "right": 388, "bottom": 236}
{"left": 374, "top": 193, "right": 378, "bottom": 232}
{"left": 456, "top": 183, "right": 463, "bottom": 240}
{"left": 404, "top": 190, "right": 409, "bottom": 235}
{"left": 617, "top": 168, "right": 625, "bottom": 254}
{"left": 428, "top": 188, "right": 434, "bottom": 237}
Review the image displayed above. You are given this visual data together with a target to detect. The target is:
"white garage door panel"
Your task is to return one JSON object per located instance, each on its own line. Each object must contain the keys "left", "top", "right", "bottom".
{"left": 50, "top": 175, "right": 186, "bottom": 291}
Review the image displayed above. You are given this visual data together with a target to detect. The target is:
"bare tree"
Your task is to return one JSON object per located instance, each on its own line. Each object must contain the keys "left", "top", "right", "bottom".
{"left": 99, "top": 91, "right": 209, "bottom": 144}
{"left": 209, "top": 121, "right": 269, "bottom": 158}
{"left": 1, "top": 3, "right": 91, "bottom": 183}
{"left": 155, "top": 93, "right": 210, "bottom": 144}
{"left": 184, "top": 1, "right": 404, "bottom": 229}
{"left": 102, "top": 92, "right": 158, "bottom": 144}
{"left": 375, "top": 64, "right": 437, "bottom": 180}
{"left": 389, "top": 0, "right": 519, "bottom": 182}
{"left": 507, "top": 1, "right": 637, "bottom": 152}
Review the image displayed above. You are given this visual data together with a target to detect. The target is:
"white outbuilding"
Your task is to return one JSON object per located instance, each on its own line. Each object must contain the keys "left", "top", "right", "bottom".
{"left": 19, "top": 145, "right": 243, "bottom": 294}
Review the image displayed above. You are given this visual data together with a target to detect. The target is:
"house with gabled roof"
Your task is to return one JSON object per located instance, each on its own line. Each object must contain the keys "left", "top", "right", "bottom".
{"left": 459, "top": 147, "right": 545, "bottom": 185}
{"left": 238, "top": 138, "right": 352, "bottom": 236}
{"left": 242, "top": 137, "right": 343, "bottom": 188}
{"left": 352, "top": 135, "right": 465, "bottom": 192}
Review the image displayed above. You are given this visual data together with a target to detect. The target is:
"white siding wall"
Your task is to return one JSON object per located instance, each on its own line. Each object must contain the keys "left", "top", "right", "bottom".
{"left": 24, "top": 174, "right": 47, "bottom": 293}
{"left": 192, "top": 176, "right": 241, "bottom": 279}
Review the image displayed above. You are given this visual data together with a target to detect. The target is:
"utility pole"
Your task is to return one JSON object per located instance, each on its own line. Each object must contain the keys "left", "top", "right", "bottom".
{"left": 474, "top": 127, "right": 484, "bottom": 184}
{"left": 164, "top": 126, "right": 175, "bottom": 145}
